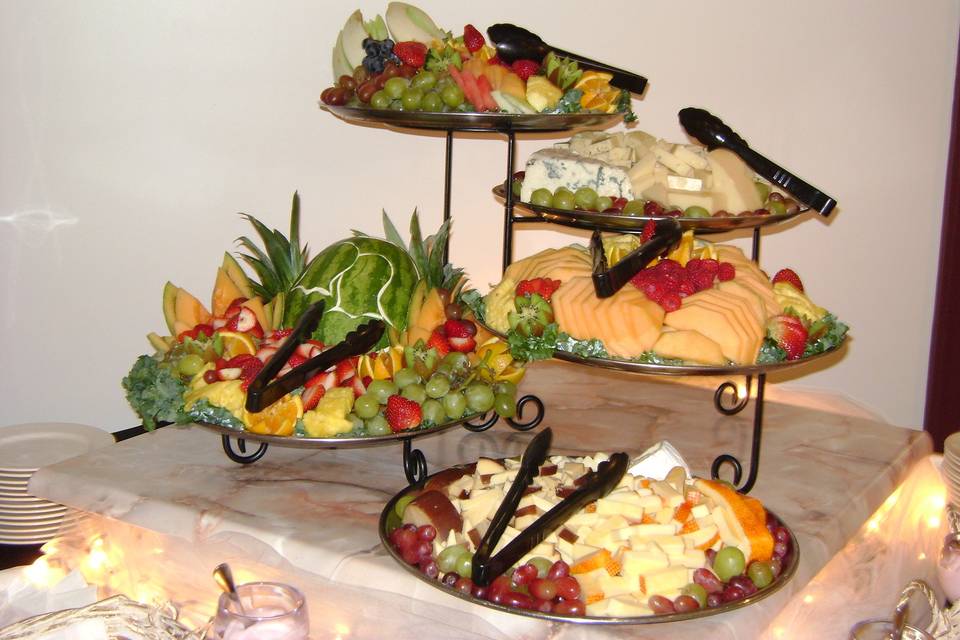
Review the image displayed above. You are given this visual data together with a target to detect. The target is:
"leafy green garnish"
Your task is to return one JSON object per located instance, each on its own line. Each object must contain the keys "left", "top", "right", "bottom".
{"left": 425, "top": 47, "right": 461, "bottom": 72}
{"left": 459, "top": 289, "right": 485, "bottom": 318}
{"left": 805, "top": 314, "right": 849, "bottom": 357}
{"left": 185, "top": 399, "right": 245, "bottom": 430}
{"left": 122, "top": 355, "right": 188, "bottom": 430}
{"left": 552, "top": 89, "right": 584, "bottom": 114}
{"left": 756, "top": 339, "right": 787, "bottom": 364}
{"left": 507, "top": 323, "right": 608, "bottom": 362}
{"left": 617, "top": 89, "right": 637, "bottom": 123}
{"left": 630, "top": 351, "right": 684, "bottom": 366}
{"left": 555, "top": 333, "right": 608, "bottom": 358}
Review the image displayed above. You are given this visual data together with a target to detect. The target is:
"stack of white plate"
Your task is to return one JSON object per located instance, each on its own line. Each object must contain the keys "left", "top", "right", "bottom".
{"left": 942, "top": 432, "right": 960, "bottom": 507}
{"left": 0, "top": 423, "right": 114, "bottom": 545}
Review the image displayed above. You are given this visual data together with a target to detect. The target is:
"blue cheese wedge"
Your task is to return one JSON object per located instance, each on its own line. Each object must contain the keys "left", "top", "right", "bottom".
{"left": 520, "top": 149, "right": 634, "bottom": 201}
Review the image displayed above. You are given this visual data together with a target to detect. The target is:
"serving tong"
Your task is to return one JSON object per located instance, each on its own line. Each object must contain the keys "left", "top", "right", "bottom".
{"left": 486, "top": 24, "right": 648, "bottom": 96}
{"left": 471, "top": 427, "right": 629, "bottom": 586}
{"left": 679, "top": 107, "right": 837, "bottom": 216}
{"left": 590, "top": 217, "right": 683, "bottom": 299}
{"left": 244, "top": 300, "right": 385, "bottom": 413}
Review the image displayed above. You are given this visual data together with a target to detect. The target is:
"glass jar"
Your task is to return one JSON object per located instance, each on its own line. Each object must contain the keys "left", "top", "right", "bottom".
{"left": 208, "top": 582, "right": 309, "bottom": 640}
{"left": 849, "top": 618, "right": 934, "bottom": 640}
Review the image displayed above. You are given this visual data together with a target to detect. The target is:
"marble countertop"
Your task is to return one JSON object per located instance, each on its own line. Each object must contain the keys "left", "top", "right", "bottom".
{"left": 29, "top": 361, "right": 933, "bottom": 638}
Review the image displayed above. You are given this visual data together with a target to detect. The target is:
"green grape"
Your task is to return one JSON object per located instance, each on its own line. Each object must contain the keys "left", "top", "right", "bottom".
{"left": 530, "top": 188, "right": 554, "bottom": 207}
{"left": 402, "top": 383, "right": 427, "bottom": 404}
{"left": 684, "top": 205, "right": 710, "bottom": 218}
{"left": 766, "top": 200, "right": 787, "bottom": 216}
{"left": 574, "top": 187, "right": 598, "bottom": 210}
{"left": 455, "top": 552, "right": 473, "bottom": 577}
{"left": 384, "top": 76, "right": 409, "bottom": 99}
{"left": 394, "top": 494, "right": 416, "bottom": 518}
{"left": 425, "top": 374, "right": 451, "bottom": 398}
{"left": 623, "top": 199, "right": 645, "bottom": 215}
{"left": 347, "top": 412, "right": 364, "bottom": 433}
{"left": 465, "top": 383, "right": 495, "bottom": 413}
{"left": 401, "top": 87, "right": 424, "bottom": 111}
{"left": 434, "top": 363, "right": 453, "bottom": 377}
{"left": 553, "top": 190, "right": 575, "bottom": 211}
{"left": 393, "top": 367, "right": 420, "bottom": 389}
{"left": 389, "top": 99, "right": 404, "bottom": 111}
{"left": 177, "top": 354, "right": 204, "bottom": 377}
{"left": 367, "top": 379, "right": 398, "bottom": 405}
{"left": 411, "top": 70, "right": 437, "bottom": 90}
{"left": 437, "top": 544, "right": 468, "bottom": 573}
{"left": 512, "top": 178, "right": 522, "bottom": 197}
{"left": 365, "top": 414, "right": 391, "bottom": 436}
{"left": 421, "top": 399, "right": 445, "bottom": 424}
{"left": 441, "top": 352, "right": 469, "bottom": 371}
{"left": 747, "top": 561, "right": 774, "bottom": 589}
{"left": 353, "top": 394, "right": 380, "bottom": 419}
{"left": 421, "top": 91, "right": 442, "bottom": 112}
{"left": 370, "top": 90, "right": 391, "bottom": 109}
{"left": 440, "top": 84, "right": 464, "bottom": 108}
{"left": 596, "top": 196, "right": 613, "bottom": 212}
{"left": 528, "top": 557, "right": 553, "bottom": 579}
{"left": 443, "top": 391, "right": 467, "bottom": 419}
{"left": 681, "top": 583, "right": 708, "bottom": 607}
{"left": 754, "top": 180, "right": 771, "bottom": 202}
{"left": 493, "top": 381, "right": 517, "bottom": 397}
{"left": 713, "top": 546, "right": 746, "bottom": 582}
{"left": 493, "top": 393, "right": 516, "bottom": 418}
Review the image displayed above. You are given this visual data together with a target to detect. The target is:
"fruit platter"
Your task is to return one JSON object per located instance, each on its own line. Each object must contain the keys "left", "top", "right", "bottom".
{"left": 464, "top": 228, "right": 848, "bottom": 375}
{"left": 497, "top": 128, "right": 808, "bottom": 235}
{"left": 320, "top": 3, "right": 639, "bottom": 132}
{"left": 122, "top": 194, "right": 529, "bottom": 449}
{"left": 380, "top": 452, "right": 797, "bottom": 623}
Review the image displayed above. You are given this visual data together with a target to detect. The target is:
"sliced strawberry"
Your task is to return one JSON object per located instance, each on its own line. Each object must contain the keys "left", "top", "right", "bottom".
{"left": 302, "top": 384, "right": 326, "bottom": 411}
{"left": 463, "top": 24, "right": 485, "bottom": 53}
{"left": 335, "top": 358, "right": 357, "bottom": 384}
{"left": 295, "top": 343, "right": 315, "bottom": 360}
{"left": 212, "top": 317, "right": 228, "bottom": 330}
{"left": 448, "top": 335, "right": 476, "bottom": 353}
{"left": 767, "top": 314, "right": 808, "bottom": 360}
{"left": 510, "top": 59, "right": 540, "bottom": 81}
{"left": 443, "top": 319, "right": 477, "bottom": 339}
{"left": 271, "top": 328, "right": 293, "bottom": 340}
{"left": 286, "top": 353, "right": 308, "bottom": 369}
{"left": 427, "top": 328, "right": 451, "bottom": 357}
{"left": 515, "top": 278, "right": 562, "bottom": 302}
{"left": 233, "top": 307, "right": 259, "bottom": 333}
{"left": 225, "top": 298, "right": 247, "bottom": 318}
{"left": 255, "top": 345, "right": 277, "bottom": 363}
{"left": 349, "top": 375, "right": 367, "bottom": 398}
{"left": 307, "top": 370, "right": 338, "bottom": 391}
{"left": 641, "top": 219, "right": 656, "bottom": 243}
{"left": 385, "top": 395, "right": 422, "bottom": 432}
{"left": 771, "top": 268, "right": 804, "bottom": 292}
{"left": 217, "top": 367, "right": 242, "bottom": 381}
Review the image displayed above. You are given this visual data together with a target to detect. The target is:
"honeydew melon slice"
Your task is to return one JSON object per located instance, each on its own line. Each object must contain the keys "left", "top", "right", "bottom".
{"left": 340, "top": 10, "right": 368, "bottom": 71}
{"left": 386, "top": 2, "right": 446, "bottom": 45}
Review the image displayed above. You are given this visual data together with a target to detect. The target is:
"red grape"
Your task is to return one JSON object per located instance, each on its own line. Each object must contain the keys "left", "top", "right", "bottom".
{"left": 773, "top": 527, "right": 790, "bottom": 545}
{"left": 512, "top": 563, "right": 538, "bottom": 586}
{"left": 441, "top": 572, "right": 459, "bottom": 587}
{"left": 773, "top": 541, "right": 789, "bottom": 558}
{"left": 648, "top": 595, "right": 676, "bottom": 614}
{"left": 706, "top": 593, "right": 723, "bottom": 608}
{"left": 337, "top": 75, "right": 357, "bottom": 91}
{"left": 674, "top": 594, "right": 700, "bottom": 612}
{"left": 420, "top": 559, "right": 439, "bottom": 579}
{"left": 705, "top": 548, "right": 717, "bottom": 565}
{"left": 547, "top": 560, "right": 570, "bottom": 579}
{"left": 553, "top": 599, "right": 585, "bottom": 616}
{"left": 728, "top": 575, "right": 757, "bottom": 596}
{"left": 529, "top": 578, "right": 557, "bottom": 601}
{"left": 769, "top": 557, "right": 783, "bottom": 578}
{"left": 401, "top": 547, "right": 419, "bottom": 565}
{"left": 470, "top": 583, "right": 487, "bottom": 600}
{"left": 402, "top": 523, "right": 417, "bottom": 533}
{"left": 417, "top": 524, "right": 437, "bottom": 542}
{"left": 555, "top": 576, "right": 581, "bottom": 600}
{"left": 504, "top": 592, "right": 534, "bottom": 610}
{"left": 693, "top": 568, "right": 724, "bottom": 594}
{"left": 414, "top": 541, "right": 432, "bottom": 560}
{"left": 644, "top": 201, "right": 664, "bottom": 216}
{"left": 454, "top": 577, "right": 473, "bottom": 594}
{"left": 534, "top": 598, "right": 553, "bottom": 613}
{"left": 722, "top": 584, "right": 746, "bottom": 602}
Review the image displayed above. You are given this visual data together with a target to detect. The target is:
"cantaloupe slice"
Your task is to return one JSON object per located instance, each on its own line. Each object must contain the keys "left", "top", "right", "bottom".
{"left": 498, "top": 71, "right": 527, "bottom": 102}
{"left": 717, "top": 281, "right": 766, "bottom": 325}
{"left": 692, "top": 290, "right": 763, "bottom": 345}
{"left": 505, "top": 246, "right": 592, "bottom": 284}
{"left": 221, "top": 253, "right": 254, "bottom": 299}
{"left": 174, "top": 288, "right": 212, "bottom": 330}
{"left": 682, "top": 299, "right": 753, "bottom": 364}
{"left": 664, "top": 302, "right": 745, "bottom": 364}
{"left": 653, "top": 329, "right": 727, "bottom": 365}
{"left": 162, "top": 282, "right": 179, "bottom": 335}
{"left": 212, "top": 268, "right": 244, "bottom": 317}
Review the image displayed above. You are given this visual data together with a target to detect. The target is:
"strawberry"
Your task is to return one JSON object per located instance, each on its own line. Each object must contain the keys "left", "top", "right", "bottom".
{"left": 772, "top": 268, "right": 804, "bottom": 292}
{"left": 349, "top": 375, "right": 367, "bottom": 398}
{"left": 463, "top": 24, "right": 485, "bottom": 53}
{"left": 718, "top": 262, "right": 736, "bottom": 281}
{"left": 225, "top": 298, "right": 247, "bottom": 318}
{"left": 335, "top": 358, "right": 357, "bottom": 384}
{"left": 511, "top": 59, "right": 540, "bottom": 81}
{"left": 301, "top": 384, "right": 326, "bottom": 411}
{"left": 307, "top": 370, "right": 338, "bottom": 391}
{"left": 443, "top": 318, "right": 477, "bottom": 339}
{"left": 448, "top": 335, "right": 476, "bottom": 353}
{"left": 393, "top": 41, "right": 427, "bottom": 68}
{"left": 385, "top": 395, "right": 422, "bottom": 432}
{"left": 767, "top": 314, "right": 808, "bottom": 360}
{"left": 641, "top": 219, "right": 656, "bottom": 243}
{"left": 270, "top": 328, "right": 293, "bottom": 340}
{"left": 515, "top": 278, "right": 562, "bottom": 302}
{"left": 286, "top": 353, "right": 308, "bottom": 369}
{"left": 427, "top": 328, "right": 451, "bottom": 357}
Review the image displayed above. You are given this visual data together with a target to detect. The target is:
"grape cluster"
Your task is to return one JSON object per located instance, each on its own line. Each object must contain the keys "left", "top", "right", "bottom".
{"left": 389, "top": 526, "right": 587, "bottom": 616}
{"left": 362, "top": 37, "right": 400, "bottom": 75}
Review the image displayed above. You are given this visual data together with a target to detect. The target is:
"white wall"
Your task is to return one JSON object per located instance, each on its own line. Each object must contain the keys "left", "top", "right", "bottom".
{"left": 1, "top": 1, "right": 956, "bottom": 431}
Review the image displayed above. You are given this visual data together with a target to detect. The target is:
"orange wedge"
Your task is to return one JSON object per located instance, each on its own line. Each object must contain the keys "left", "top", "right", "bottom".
{"left": 243, "top": 394, "right": 303, "bottom": 436}
{"left": 218, "top": 331, "right": 256, "bottom": 359}
{"left": 693, "top": 478, "right": 773, "bottom": 562}
{"left": 574, "top": 71, "right": 614, "bottom": 94}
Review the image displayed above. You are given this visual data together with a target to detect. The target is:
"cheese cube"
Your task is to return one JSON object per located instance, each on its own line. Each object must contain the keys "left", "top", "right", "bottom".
{"left": 667, "top": 174, "right": 704, "bottom": 192}
{"left": 642, "top": 566, "right": 689, "bottom": 595}
{"left": 605, "top": 595, "right": 653, "bottom": 617}
{"left": 492, "top": 525, "right": 521, "bottom": 555}
{"left": 652, "top": 145, "right": 694, "bottom": 177}
{"left": 691, "top": 504, "right": 710, "bottom": 519}
{"left": 619, "top": 523, "right": 678, "bottom": 540}
{"left": 572, "top": 543, "right": 601, "bottom": 562}
{"left": 557, "top": 537, "right": 575, "bottom": 560}
{"left": 566, "top": 512, "right": 602, "bottom": 528}
{"left": 650, "top": 535, "right": 685, "bottom": 558}
{"left": 596, "top": 499, "right": 644, "bottom": 521}
{"left": 682, "top": 524, "right": 719, "bottom": 549}
{"left": 674, "top": 145, "right": 710, "bottom": 170}
{"left": 654, "top": 507, "right": 675, "bottom": 525}
{"left": 677, "top": 548, "right": 707, "bottom": 568}
{"left": 514, "top": 514, "right": 539, "bottom": 530}
{"left": 620, "top": 549, "right": 669, "bottom": 576}
{"left": 712, "top": 508, "right": 743, "bottom": 547}
{"left": 600, "top": 575, "right": 640, "bottom": 599}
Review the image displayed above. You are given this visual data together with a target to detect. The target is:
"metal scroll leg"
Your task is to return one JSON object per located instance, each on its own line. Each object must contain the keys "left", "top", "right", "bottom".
{"left": 502, "top": 131, "right": 516, "bottom": 274}
{"left": 462, "top": 394, "right": 546, "bottom": 433}
{"left": 442, "top": 129, "right": 453, "bottom": 265}
{"left": 402, "top": 437, "right": 428, "bottom": 486}
{"left": 221, "top": 435, "right": 269, "bottom": 464}
{"left": 711, "top": 374, "right": 765, "bottom": 494}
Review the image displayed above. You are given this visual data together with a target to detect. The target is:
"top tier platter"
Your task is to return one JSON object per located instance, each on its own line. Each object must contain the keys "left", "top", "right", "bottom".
{"left": 322, "top": 105, "right": 623, "bottom": 133}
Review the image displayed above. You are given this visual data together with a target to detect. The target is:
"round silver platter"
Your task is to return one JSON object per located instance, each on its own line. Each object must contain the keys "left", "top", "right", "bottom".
{"left": 378, "top": 461, "right": 799, "bottom": 625}
{"left": 196, "top": 414, "right": 478, "bottom": 449}
{"left": 493, "top": 184, "right": 806, "bottom": 235}
{"left": 322, "top": 105, "right": 623, "bottom": 133}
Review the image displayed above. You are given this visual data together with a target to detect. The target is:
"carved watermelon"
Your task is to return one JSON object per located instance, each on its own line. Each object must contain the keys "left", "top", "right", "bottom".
{"left": 285, "top": 237, "right": 418, "bottom": 347}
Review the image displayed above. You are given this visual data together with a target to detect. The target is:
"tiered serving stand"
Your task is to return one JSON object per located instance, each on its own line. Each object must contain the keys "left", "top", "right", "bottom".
{"left": 322, "top": 105, "right": 844, "bottom": 495}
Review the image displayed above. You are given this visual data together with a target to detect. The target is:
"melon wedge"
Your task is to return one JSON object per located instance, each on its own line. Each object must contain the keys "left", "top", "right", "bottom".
{"left": 683, "top": 297, "right": 758, "bottom": 364}
{"left": 174, "top": 288, "right": 212, "bottom": 330}
{"left": 653, "top": 330, "right": 726, "bottom": 366}
{"left": 162, "top": 282, "right": 179, "bottom": 335}
{"left": 241, "top": 297, "right": 271, "bottom": 333}
{"left": 717, "top": 280, "right": 767, "bottom": 325}
{"left": 222, "top": 253, "right": 254, "bottom": 298}
{"left": 212, "top": 268, "right": 245, "bottom": 317}
{"left": 664, "top": 302, "right": 745, "bottom": 364}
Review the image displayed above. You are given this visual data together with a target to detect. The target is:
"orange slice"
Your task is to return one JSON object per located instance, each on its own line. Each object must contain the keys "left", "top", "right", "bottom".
{"left": 574, "top": 70, "right": 614, "bottom": 94}
{"left": 243, "top": 394, "right": 303, "bottom": 436}
{"left": 694, "top": 478, "right": 773, "bottom": 562}
{"left": 218, "top": 331, "right": 256, "bottom": 359}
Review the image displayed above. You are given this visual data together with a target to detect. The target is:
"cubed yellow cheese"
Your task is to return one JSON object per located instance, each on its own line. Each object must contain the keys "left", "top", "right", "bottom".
{"left": 620, "top": 549, "right": 670, "bottom": 576}
{"left": 642, "top": 566, "right": 689, "bottom": 595}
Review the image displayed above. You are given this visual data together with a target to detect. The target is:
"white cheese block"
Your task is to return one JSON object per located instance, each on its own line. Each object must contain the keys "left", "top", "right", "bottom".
{"left": 596, "top": 499, "right": 644, "bottom": 521}
{"left": 674, "top": 145, "right": 710, "bottom": 170}
{"left": 643, "top": 566, "right": 689, "bottom": 595}
{"left": 567, "top": 511, "right": 602, "bottom": 528}
{"left": 618, "top": 523, "right": 678, "bottom": 540}
{"left": 599, "top": 575, "right": 638, "bottom": 599}
{"left": 691, "top": 504, "right": 710, "bottom": 519}
{"left": 620, "top": 549, "right": 670, "bottom": 576}
{"left": 520, "top": 149, "right": 634, "bottom": 201}
{"left": 707, "top": 148, "right": 763, "bottom": 214}
{"left": 682, "top": 524, "right": 719, "bottom": 549}
{"left": 677, "top": 548, "right": 707, "bottom": 568}
{"left": 666, "top": 175, "right": 704, "bottom": 192}
{"left": 650, "top": 535, "right": 685, "bottom": 558}
{"left": 652, "top": 145, "right": 694, "bottom": 177}
{"left": 605, "top": 595, "right": 654, "bottom": 617}
{"left": 476, "top": 457, "right": 506, "bottom": 475}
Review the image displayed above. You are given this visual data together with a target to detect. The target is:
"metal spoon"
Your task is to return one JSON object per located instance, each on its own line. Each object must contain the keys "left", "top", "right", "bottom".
{"left": 213, "top": 563, "right": 245, "bottom": 614}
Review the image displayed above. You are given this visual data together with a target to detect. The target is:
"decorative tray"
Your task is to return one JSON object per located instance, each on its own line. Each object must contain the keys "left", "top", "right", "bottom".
{"left": 378, "top": 460, "right": 799, "bottom": 624}
{"left": 494, "top": 184, "right": 806, "bottom": 235}
{"left": 323, "top": 105, "right": 622, "bottom": 133}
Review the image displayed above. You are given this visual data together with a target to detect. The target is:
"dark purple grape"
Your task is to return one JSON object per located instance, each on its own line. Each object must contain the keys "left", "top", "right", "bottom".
{"left": 773, "top": 541, "right": 789, "bottom": 558}
{"left": 728, "top": 575, "right": 758, "bottom": 596}
{"left": 769, "top": 557, "right": 783, "bottom": 578}
{"left": 441, "top": 572, "right": 460, "bottom": 587}
{"left": 470, "top": 583, "right": 487, "bottom": 600}
{"left": 707, "top": 593, "right": 723, "bottom": 607}
{"left": 454, "top": 577, "right": 473, "bottom": 594}
{"left": 705, "top": 548, "right": 717, "bottom": 566}
{"left": 673, "top": 594, "right": 700, "bottom": 612}
{"left": 414, "top": 541, "right": 432, "bottom": 560}
{"left": 649, "top": 595, "right": 676, "bottom": 614}
{"left": 693, "top": 568, "right": 724, "bottom": 594}
{"left": 417, "top": 524, "right": 437, "bottom": 542}
{"left": 420, "top": 559, "right": 439, "bottom": 579}
{"left": 774, "top": 527, "right": 790, "bottom": 545}
{"left": 722, "top": 584, "right": 746, "bottom": 602}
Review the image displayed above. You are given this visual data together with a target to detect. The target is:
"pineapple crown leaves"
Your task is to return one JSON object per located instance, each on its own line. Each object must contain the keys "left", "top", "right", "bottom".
{"left": 354, "top": 209, "right": 465, "bottom": 291}
{"left": 236, "top": 191, "right": 312, "bottom": 300}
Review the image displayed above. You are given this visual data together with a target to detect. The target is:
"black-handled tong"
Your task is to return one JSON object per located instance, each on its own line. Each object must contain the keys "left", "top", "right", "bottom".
{"left": 679, "top": 107, "right": 837, "bottom": 216}
{"left": 244, "top": 300, "right": 385, "bottom": 412}
{"left": 471, "top": 428, "right": 629, "bottom": 586}
{"left": 487, "top": 24, "right": 647, "bottom": 96}
{"left": 591, "top": 218, "right": 683, "bottom": 299}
